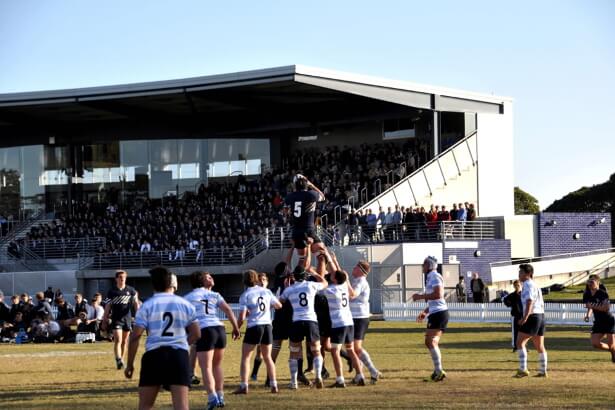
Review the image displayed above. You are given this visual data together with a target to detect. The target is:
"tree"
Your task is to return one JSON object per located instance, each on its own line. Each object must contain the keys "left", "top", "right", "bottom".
{"left": 514, "top": 186, "right": 540, "bottom": 215}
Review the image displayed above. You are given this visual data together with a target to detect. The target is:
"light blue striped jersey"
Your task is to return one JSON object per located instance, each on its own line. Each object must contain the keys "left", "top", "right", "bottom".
{"left": 350, "top": 276, "right": 370, "bottom": 319}
{"left": 184, "top": 288, "right": 225, "bottom": 328}
{"left": 321, "top": 282, "right": 353, "bottom": 328}
{"left": 134, "top": 292, "right": 197, "bottom": 352}
{"left": 521, "top": 279, "right": 544, "bottom": 315}
{"left": 239, "top": 286, "right": 280, "bottom": 328}
{"left": 425, "top": 271, "right": 447, "bottom": 314}
{"left": 280, "top": 280, "right": 326, "bottom": 322}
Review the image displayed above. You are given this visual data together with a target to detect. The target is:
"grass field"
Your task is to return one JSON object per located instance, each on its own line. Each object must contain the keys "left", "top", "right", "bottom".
{"left": 544, "top": 276, "right": 615, "bottom": 301}
{"left": 1, "top": 322, "right": 615, "bottom": 409}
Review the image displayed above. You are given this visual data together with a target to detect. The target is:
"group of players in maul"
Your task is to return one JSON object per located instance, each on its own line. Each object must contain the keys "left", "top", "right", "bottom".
{"left": 100, "top": 175, "right": 615, "bottom": 410}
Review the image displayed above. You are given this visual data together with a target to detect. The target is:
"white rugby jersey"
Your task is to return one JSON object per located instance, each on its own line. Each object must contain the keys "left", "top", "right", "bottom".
{"left": 184, "top": 288, "right": 225, "bottom": 328}
{"left": 280, "top": 280, "right": 326, "bottom": 322}
{"left": 321, "top": 282, "right": 354, "bottom": 328}
{"left": 350, "top": 276, "right": 370, "bottom": 319}
{"left": 425, "top": 271, "right": 447, "bottom": 314}
{"left": 521, "top": 279, "right": 544, "bottom": 315}
{"left": 134, "top": 292, "right": 197, "bottom": 352}
{"left": 239, "top": 286, "right": 280, "bottom": 328}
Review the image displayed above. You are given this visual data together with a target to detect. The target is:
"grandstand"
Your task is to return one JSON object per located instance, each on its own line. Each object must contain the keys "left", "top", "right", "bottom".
{"left": 0, "top": 65, "right": 612, "bottom": 310}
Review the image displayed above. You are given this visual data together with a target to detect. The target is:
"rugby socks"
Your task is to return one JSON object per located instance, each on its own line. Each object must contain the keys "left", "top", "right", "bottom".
{"left": 360, "top": 350, "right": 378, "bottom": 377}
{"left": 429, "top": 347, "right": 443, "bottom": 372}
{"left": 518, "top": 346, "right": 528, "bottom": 371}
{"left": 216, "top": 391, "right": 224, "bottom": 405}
{"left": 251, "top": 357, "right": 262, "bottom": 379}
{"left": 289, "top": 358, "right": 299, "bottom": 386}
{"left": 313, "top": 355, "right": 324, "bottom": 380}
{"left": 270, "top": 379, "right": 278, "bottom": 389}
{"left": 207, "top": 393, "right": 218, "bottom": 405}
{"left": 336, "top": 376, "right": 345, "bottom": 384}
{"left": 538, "top": 352, "right": 548, "bottom": 373}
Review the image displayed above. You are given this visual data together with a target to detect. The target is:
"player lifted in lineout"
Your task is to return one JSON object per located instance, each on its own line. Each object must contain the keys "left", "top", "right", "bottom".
{"left": 284, "top": 174, "right": 329, "bottom": 268}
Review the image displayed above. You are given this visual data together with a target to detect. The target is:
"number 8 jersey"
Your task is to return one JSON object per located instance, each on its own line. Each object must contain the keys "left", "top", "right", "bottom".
{"left": 184, "top": 287, "right": 225, "bottom": 328}
{"left": 281, "top": 280, "right": 326, "bottom": 322}
{"left": 239, "top": 287, "right": 280, "bottom": 328}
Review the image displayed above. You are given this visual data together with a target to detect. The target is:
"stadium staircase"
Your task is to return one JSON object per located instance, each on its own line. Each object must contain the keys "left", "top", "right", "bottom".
{"left": 358, "top": 129, "right": 478, "bottom": 215}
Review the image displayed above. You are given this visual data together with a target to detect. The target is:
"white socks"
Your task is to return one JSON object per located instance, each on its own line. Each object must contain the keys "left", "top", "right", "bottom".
{"left": 518, "top": 346, "right": 528, "bottom": 371}
{"left": 538, "top": 352, "right": 548, "bottom": 373}
{"left": 289, "top": 359, "right": 299, "bottom": 385}
{"left": 313, "top": 355, "right": 323, "bottom": 379}
{"left": 360, "top": 350, "right": 378, "bottom": 377}
{"left": 429, "top": 347, "right": 443, "bottom": 372}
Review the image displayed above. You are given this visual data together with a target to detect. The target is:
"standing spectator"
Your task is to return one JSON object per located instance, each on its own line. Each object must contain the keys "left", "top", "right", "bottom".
{"left": 366, "top": 209, "right": 377, "bottom": 242}
{"left": 450, "top": 203, "right": 459, "bottom": 221}
{"left": 376, "top": 207, "right": 386, "bottom": 240}
{"left": 457, "top": 203, "right": 467, "bottom": 221}
{"left": 392, "top": 205, "right": 402, "bottom": 241}
{"left": 20, "top": 293, "right": 34, "bottom": 328}
{"left": 384, "top": 207, "right": 394, "bottom": 241}
{"left": 44, "top": 287, "right": 54, "bottom": 303}
{"left": 0, "top": 291, "right": 10, "bottom": 337}
{"left": 470, "top": 273, "right": 485, "bottom": 303}
{"left": 503, "top": 280, "right": 523, "bottom": 352}
{"left": 455, "top": 276, "right": 467, "bottom": 303}
{"left": 467, "top": 203, "right": 477, "bottom": 221}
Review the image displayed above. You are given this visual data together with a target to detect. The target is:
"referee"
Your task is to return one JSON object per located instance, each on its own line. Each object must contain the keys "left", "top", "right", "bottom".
{"left": 124, "top": 267, "right": 201, "bottom": 410}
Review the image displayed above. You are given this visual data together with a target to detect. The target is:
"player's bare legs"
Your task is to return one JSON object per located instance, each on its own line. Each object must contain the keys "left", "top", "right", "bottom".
{"left": 198, "top": 350, "right": 216, "bottom": 398}
{"left": 112, "top": 329, "right": 125, "bottom": 364}
{"left": 309, "top": 340, "right": 324, "bottom": 388}
{"left": 169, "top": 385, "right": 189, "bottom": 410}
{"left": 516, "top": 332, "right": 547, "bottom": 376}
{"left": 424, "top": 329, "right": 444, "bottom": 380}
{"left": 121, "top": 329, "right": 130, "bottom": 359}
{"left": 239, "top": 343, "right": 256, "bottom": 389}
{"left": 344, "top": 342, "right": 364, "bottom": 382}
{"left": 138, "top": 386, "right": 160, "bottom": 410}
{"left": 213, "top": 348, "right": 226, "bottom": 399}
{"left": 260, "top": 343, "right": 278, "bottom": 392}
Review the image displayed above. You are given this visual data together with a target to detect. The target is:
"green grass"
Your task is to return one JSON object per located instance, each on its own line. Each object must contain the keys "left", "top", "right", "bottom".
{"left": 1, "top": 322, "right": 615, "bottom": 409}
{"left": 544, "top": 276, "right": 615, "bottom": 301}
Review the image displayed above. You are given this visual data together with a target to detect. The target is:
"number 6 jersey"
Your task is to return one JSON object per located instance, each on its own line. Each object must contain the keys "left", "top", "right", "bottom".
{"left": 239, "top": 286, "right": 280, "bottom": 328}
{"left": 184, "top": 287, "right": 225, "bottom": 328}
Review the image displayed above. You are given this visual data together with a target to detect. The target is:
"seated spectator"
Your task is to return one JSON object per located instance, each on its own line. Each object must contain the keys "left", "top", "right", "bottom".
{"left": 44, "top": 287, "right": 54, "bottom": 303}
{"left": 74, "top": 293, "right": 88, "bottom": 317}
{"left": 33, "top": 292, "right": 54, "bottom": 322}
{"left": 54, "top": 296, "right": 78, "bottom": 341}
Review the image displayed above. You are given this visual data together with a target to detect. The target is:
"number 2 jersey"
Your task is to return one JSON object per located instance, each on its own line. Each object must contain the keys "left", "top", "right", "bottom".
{"left": 134, "top": 292, "right": 197, "bottom": 352}
{"left": 281, "top": 280, "right": 326, "bottom": 322}
{"left": 239, "top": 286, "right": 280, "bottom": 328}
{"left": 183, "top": 288, "right": 225, "bottom": 328}
{"left": 321, "top": 282, "right": 353, "bottom": 328}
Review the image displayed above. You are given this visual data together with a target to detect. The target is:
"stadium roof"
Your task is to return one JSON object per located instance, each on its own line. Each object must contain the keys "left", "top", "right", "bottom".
{"left": 0, "top": 65, "right": 511, "bottom": 138}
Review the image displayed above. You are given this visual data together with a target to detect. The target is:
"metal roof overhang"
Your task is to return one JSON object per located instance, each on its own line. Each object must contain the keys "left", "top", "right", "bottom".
{"left": 0, "top": 65, "right": 509, "bottom": 140}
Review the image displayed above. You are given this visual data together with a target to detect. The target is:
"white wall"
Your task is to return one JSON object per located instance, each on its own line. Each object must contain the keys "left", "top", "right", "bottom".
{"left": 476, "top": 101, "right": 514, "bottom": 216}
{"left": 504, "top": 214, "right": 538, "bottom": 258}
{"left": 402, "top": 243, "right": 443, "bottom": 264}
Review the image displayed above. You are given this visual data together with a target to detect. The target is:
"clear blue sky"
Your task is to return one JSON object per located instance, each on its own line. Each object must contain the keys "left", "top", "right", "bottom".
{"left": 1, "top": 0, "right": 613, "bottom": 209}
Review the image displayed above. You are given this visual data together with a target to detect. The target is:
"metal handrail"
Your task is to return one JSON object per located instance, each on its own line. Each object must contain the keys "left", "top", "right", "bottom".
{"left": 360, "top": 129, "right": 478, "bottom": 211}
{"left": 491, "top": 247, "right": 615, "bottom": 268}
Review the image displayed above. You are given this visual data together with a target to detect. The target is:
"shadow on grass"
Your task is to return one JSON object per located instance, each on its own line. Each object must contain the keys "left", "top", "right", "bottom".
{"left": 443, "top": 336, "right": 592, "bottom": 351}
{"left": 0, "top": 384, "right": 137, "bottom": 401}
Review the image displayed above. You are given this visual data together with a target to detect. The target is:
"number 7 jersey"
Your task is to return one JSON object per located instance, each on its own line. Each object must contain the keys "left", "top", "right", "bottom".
{"left": 239, "top": 286, "right": 280, "bottom": 328}
{"left": 184, "top": 287, "right": 225, "bottom": 328}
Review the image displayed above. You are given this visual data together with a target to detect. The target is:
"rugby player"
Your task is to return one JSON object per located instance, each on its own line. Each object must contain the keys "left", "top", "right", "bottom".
{"left": 514, "top": 263, "right": 548, "bottom": 378}
{"left": 583, "top": 275, "right": 615, "bottom": 362}
{"left": 233, "top": 270, "right": 283, "bottom": 394}
{"left": 124, "top": 266, "right": 200, "bottom": 410}
{"left": 349, "top": 260, "right": 382, "bottom": 384}
{"left": 284, "top": 174, "right": 327, "bottom": 267}
{"left": 319, "top": 252, "right": 365, "bottom": 387}
{"left": 184, "top": 271, "right": 241, "bottom": 410}
{"left": 412, "top": 256, "right": 449, "bottom": 382}
{"left": 279, "top": 262, "right": 328, "bottom": 389}
{"left": 102, "top": 270, "right": 141, "bottom": 369}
